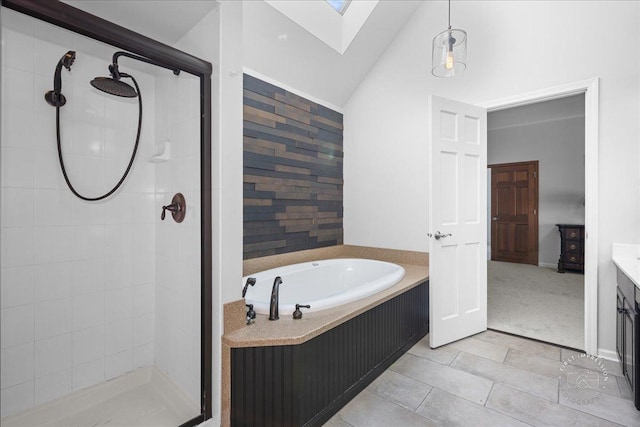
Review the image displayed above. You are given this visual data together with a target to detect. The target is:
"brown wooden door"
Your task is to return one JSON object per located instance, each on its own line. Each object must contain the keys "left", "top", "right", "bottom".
{"left": 490, "top": 161, "right": 538, "bottom": 265}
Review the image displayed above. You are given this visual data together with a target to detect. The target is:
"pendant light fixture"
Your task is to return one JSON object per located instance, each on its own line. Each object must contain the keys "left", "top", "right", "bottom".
{"left": 431, "top": 0, "right": 467, "bottom": 77}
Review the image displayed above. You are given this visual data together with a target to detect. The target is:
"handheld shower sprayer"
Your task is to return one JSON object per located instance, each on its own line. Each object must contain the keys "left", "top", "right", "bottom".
{"left": 44, "top": 50, "right": 76, "bottom": 107}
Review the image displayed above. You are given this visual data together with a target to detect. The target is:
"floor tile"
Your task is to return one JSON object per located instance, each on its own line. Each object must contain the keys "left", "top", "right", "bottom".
{"left": 475, "top": 330, "right": 561, "bottom": 360}
{"left": 449, "top": 336, "right": 509, "bottom": 362}
{"left": 561, "top": 349, "right": 624, "bottom": 378}
{"left": 504, "top": 348, "right": 564, "bottom": 378}
{"left": 417, "top": 387, "right": 529, "bottom": 427}
{"left": 408, "top": 334, "right": 460, "bottom": 365}
{"left": 506, "top": 348, "right": 623, "bottom": 399}
{"left": 390, "top": 353, "right": 493, "bottom": 405}
{"left": 559, "top": 384, "right": 640, "bottom": 426}
{"left": 366, "top": 369, "right": 432, "bottom": 411}
{"left": 487, "top": 383, "right": 621, "bottom": 427}
{"left": 451, "top": 351, "right": 558, "bottom": 402}
{"left": 336, "top": 390, "right": 438, "bottom": 427}
{"left": 322, "top": 414, "right": 354, "bottom": 427}
{"left": 559, "top": 362, "right": 621, "bottom": 399}
{"left": 617, "top": 376, "right": 633, "bottom": 401}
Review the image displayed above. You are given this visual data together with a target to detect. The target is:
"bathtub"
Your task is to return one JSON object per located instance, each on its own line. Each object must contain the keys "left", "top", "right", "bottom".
{"left": 242, "top": 258, "right": 405, "bottom": 315}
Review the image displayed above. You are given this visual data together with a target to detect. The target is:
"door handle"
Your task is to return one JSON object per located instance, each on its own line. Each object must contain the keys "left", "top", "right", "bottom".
{"left": 433, "top": 231, "right": 452, "bottom": 240}
{"left": 492, "top": 216, "right": 500, "bottom": 221}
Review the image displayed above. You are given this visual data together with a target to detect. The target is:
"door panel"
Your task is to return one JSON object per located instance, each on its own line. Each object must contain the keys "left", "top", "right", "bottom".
{"left": 429, "top": 95, "right": 487, "bottom": 348}
{"left": 490, "top": 161, "right": 538, "bottom": 265}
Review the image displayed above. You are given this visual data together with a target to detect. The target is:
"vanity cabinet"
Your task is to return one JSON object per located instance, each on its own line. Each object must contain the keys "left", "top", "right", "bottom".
{"left": 616, "top": 268, "right": 640, "bottom": 410}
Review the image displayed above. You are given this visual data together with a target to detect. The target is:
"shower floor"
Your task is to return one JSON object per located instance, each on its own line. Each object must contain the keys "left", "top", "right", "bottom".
{"left": 1, "top": 367, "right": 199, "bottom": 427}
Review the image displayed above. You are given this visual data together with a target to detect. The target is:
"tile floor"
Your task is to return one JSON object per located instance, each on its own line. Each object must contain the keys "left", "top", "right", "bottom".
{"left": 324, "top": 330, "right": 640, "bottom": 427}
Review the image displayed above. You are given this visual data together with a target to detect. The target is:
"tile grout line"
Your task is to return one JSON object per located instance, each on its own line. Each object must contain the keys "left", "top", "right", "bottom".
{"left": 484, "top": 383, "right": 537, "bottom": 427}
{"left": 501, "top": 346, "right": 510, "bottom": 363}
{"left": 483, "top": 381, "right": 496, "bottom": 408}
{"left": 447, "top": 350, "right": 461, "bottom": 367}
{"left": 362, "top": 385, "right": 434, "bottom": 422}
{"left": 413, "top": 385, "right": 435, "bottom": 414}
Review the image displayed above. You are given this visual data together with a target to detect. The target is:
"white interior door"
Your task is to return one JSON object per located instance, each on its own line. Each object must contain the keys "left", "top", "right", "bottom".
{"left": 429, "top": 95, "right": 487, "bottom": 348}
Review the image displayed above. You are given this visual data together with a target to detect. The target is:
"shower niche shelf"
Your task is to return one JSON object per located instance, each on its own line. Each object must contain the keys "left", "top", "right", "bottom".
{"left": 150, "top": 140, "right": 171, "bottom": 163}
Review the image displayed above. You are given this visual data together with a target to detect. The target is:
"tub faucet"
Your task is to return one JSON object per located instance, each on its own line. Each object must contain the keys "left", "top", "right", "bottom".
{"left": 269, "top": 276, "right": 282, "bottom": 320}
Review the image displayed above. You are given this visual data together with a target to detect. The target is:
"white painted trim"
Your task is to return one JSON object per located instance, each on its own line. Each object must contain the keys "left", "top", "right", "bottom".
{"left": 538, "top": 262, "right": 557, "bottom": 269}
{"left": 488, "top": 113, "right": 585, "bottom": 132}
{"left": 584, "top": 78, "right": 599, "bottom": 357}
{"left": 481, "top": 78, "right": 599, "bottom": 356}
{"left": 597, "top": 348, "right": 619, "bottom": 363}
{"left": 481, "top": 79, "right": 597, "bottom": 111}
{"left": 242, "top": 67, "right": 345, "bottom": 113}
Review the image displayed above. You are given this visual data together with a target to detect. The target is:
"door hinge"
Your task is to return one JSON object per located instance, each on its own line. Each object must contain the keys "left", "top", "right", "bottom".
{"left": 533, "top": 171, "right": 537, "bottom": 178}
{"left": 533, "top": 208, "right": 537, "bottom": 215}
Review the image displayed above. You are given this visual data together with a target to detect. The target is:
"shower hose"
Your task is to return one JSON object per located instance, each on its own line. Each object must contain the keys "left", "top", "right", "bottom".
{"left": 55, "top": 74, "right": 142, "bottom": 201}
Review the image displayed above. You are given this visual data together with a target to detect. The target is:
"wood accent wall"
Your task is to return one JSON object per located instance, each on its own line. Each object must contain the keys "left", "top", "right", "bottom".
{"left": 243, "top": 75, "right": 344, "bottom": 260}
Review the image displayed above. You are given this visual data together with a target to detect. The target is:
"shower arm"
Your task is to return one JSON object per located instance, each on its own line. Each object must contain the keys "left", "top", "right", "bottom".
{"left": 111, "top": 51, "right": 181, "bottom": 78}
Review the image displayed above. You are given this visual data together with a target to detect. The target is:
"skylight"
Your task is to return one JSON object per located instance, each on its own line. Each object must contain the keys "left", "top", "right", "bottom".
{"left": 326, "top": 0, "right": 351, "bottom": 15}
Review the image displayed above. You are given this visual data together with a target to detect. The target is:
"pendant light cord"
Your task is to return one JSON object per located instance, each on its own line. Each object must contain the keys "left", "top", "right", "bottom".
{"left": 448, "top": 0, "right": 451, "bottom": 29}
{"left": 55, "top": 75, "right": 142, "bottom": 201}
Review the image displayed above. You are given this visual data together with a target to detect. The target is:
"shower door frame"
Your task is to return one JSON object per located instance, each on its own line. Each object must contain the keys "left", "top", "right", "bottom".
{"left": 1, "top": 1, "right": 214, "bottom": 425}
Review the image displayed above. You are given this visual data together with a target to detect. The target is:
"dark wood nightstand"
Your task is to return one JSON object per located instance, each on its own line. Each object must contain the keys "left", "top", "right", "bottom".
{"left": 556, "top": 224, "right": 585, "bottom": 273}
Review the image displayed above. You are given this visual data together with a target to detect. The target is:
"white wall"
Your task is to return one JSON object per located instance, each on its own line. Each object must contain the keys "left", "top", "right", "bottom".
{"left": 154, "top": 72, "right": 201, "bottom": 405}
{"left": 170, "top": 3, "right": 243, "bottom": 423}
{"left": 488, "top": 96, "right": 585, "bottom": 267}
{"left": 242, "top": 0, "right": 419, "bottom": 107}
{"left": 0, "top": 10, "right": 157, "bottom": 417}
{"left": 344, "top": 1, "right": 640, "bottom": 357}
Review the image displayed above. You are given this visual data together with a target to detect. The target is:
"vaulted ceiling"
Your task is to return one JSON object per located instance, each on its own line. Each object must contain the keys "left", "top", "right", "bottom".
{"left": 64, "top": 0, "right": 421, "bottom": 108}
{"left": 244, "top": 1, "right": 421, "bottom": 108}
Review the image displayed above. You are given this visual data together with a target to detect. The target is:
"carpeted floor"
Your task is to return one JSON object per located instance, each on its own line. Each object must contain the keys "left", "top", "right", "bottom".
{"left": 488, "top": 261, "right": 584, "bottom": 350}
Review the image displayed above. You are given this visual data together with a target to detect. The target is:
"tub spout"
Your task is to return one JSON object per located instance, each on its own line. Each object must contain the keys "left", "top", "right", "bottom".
{"left": 269, "top": 276, "right": 282, "bottom": 320}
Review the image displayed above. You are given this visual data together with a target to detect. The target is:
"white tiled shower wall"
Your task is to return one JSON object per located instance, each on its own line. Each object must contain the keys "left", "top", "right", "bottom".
{"left": 0, "top": 11, "right": 158, "bottom": 417}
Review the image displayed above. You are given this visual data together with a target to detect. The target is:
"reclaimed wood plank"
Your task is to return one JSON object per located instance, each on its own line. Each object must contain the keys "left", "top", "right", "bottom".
{"left": 244, "top": 198, "right": 273, "bottom": 206}
{"left": 243, "top": 74, "right": 343, "bottom": 258}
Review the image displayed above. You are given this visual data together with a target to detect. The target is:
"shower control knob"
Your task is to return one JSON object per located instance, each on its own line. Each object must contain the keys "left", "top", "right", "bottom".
{"left": 161, "top": 193, "right": 186, "bottom": 223}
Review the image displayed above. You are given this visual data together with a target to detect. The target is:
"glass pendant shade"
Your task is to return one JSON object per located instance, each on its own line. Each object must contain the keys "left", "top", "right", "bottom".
{"left": 431, "top": 28, "right": 467, "bottom": 78}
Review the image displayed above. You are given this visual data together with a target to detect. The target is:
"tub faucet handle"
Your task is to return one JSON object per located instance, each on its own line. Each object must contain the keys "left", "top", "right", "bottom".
{"left": 293, "top": 304, "right": 311, "bottom": 320}
{"left": 246, "top": 304, "right": 256, "bottom": 325}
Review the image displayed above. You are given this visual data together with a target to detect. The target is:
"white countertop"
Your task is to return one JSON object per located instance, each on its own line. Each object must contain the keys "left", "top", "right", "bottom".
{"left": 612, "top": 243, "right": 640, "bottom": 288}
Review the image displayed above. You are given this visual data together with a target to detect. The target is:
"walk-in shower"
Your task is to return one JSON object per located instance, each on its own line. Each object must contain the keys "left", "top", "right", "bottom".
{"left": 0, "top": 1, "right": 213, "bottom": 426}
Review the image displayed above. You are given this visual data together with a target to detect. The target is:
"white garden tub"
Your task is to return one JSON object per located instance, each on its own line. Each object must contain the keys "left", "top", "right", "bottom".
{"left": 242, "top": 258, "right": 405, "bottom": 315}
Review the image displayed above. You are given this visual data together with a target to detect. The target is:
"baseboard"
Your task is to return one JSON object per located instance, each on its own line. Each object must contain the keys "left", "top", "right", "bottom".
{"left": 538, "top": 262, "right": 557, "bottom": 269}
{"left": 597, "top": 348, "right": 619, "bottom": 362}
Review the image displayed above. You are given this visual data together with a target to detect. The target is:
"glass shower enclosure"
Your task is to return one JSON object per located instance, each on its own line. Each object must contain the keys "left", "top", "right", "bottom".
{"left": 0, "top": 2, "right": 211, "bottom": 426}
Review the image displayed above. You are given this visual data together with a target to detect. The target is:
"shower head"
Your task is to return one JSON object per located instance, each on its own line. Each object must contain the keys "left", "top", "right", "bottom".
{"left": 90, "top": 60, "right": 138, "bottom": 98}
{"left": 44, "top": 50, "right": 76, "bottom": 107}
{"left": 90, "top": 76, "right": 138, "bottom": 98}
